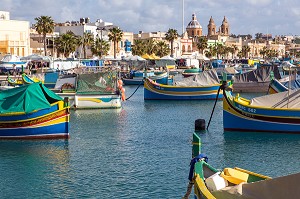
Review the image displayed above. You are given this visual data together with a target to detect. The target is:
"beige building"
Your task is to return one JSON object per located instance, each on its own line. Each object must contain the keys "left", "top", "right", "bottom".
{"left": 134, "top": 31, "right": 166, "bottom": 41}
{"left": 0, "top": 11, "right": 31, "bottom": 56}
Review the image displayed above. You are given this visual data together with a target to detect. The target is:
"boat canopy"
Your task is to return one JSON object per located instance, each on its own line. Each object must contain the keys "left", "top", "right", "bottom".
{"left": 250, "top": 89, "right": 300, "bottom": 108}
{"left": 174, "top": 69, "right": 220, "bottom": 86}
{"left": 279, "top": 75, "right": 300, "bottom": 90}
{"left": 232, "top": 65, "right": 281, "bottom": 83}
{"left": 76, "top": 71, "right": 118, "bottom": 94}
{"left": 0, "top": 83, "right": 63, "bottom": 114}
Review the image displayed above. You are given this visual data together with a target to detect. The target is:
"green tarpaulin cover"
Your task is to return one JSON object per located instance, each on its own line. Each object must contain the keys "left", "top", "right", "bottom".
{"left": 76, "top": 72, "right": 118, "bottom": 94}
{"left": 0, "top": 83, "right": 63, "bottom": 114}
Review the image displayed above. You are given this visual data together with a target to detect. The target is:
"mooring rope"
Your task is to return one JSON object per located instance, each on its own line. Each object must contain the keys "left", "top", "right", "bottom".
{"left": 125, "top": 79, "right": 144, "bottom": 100}
{"left": 207, "top": 81, "right": 228, "bottom": 130}
{"left": 182, "top": 181, "right": 193, "bottom": 199}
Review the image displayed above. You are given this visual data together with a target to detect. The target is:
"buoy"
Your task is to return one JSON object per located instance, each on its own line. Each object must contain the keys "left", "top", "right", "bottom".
{"left": 195, "top": 119, "right": 206, "bottom": 131}
{"left": 121, "top": 87, "right": 126, "bottom": 101}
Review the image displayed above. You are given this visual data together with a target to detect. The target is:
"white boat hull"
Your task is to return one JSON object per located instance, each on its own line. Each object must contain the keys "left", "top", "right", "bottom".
{"left": 57, "top": 93, "right": 121, "bottom": 109}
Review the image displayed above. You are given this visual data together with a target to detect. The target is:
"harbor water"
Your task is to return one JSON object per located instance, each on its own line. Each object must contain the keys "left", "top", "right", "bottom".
{"left": 1, "top": 84, "right": 300, "bottom": 198}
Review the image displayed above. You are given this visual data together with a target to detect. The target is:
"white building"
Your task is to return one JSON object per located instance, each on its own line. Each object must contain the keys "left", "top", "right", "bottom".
{"left": 0, "top": 11, "right": 30, "bottom": 56}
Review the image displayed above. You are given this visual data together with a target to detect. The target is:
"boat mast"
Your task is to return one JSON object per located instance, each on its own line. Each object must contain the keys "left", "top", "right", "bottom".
{"left": 182, "top": 0, "right": 185, "bottom": 35}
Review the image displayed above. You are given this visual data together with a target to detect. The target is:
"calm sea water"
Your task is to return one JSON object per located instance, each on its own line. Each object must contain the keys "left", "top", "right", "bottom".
{"left": 1, "top": 84, "right": 300, "bottom": 198}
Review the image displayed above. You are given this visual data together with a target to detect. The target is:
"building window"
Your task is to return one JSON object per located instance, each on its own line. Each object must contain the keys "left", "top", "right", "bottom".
{"left": 192, "top": 30, "right": 194, "bottom": 36}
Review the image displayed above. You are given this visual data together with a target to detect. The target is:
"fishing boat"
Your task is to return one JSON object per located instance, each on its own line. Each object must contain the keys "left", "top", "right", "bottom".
{"left": 122, "top": 70, "right": 154, "bottom": 85}
{"left": 223, "top": 86, "right": 300, "bottom": 133}
{"left": 232, "top": 65, "right": 281, "bottom": 93}
{"left": 183, "top": 132, "right": 300, "bottom": 199}
{"left": 182, "top": 68, "right": 201, "bottom": 77}
{"left": 268, "top": 62, "right": 300, "bottom": 94}
{"left": 55, "top": 71, "right": 124, "bottom": 109}
{"left": 268, "top": 77, "right": 300, "bottom": 94}
{"left": 7, "top": 75, "right": 23, "bottom": 86}
{"left": 144, "top": 69, "right": 224, "bottom": 100}
{"left": 0, "top": 83, "right": 70, "bottom": 139}
{"left": 122, "top": 71, "right": 172, "bottom": 85}
{"left": 0, "top": 54, "right": 27, "bottom": 72}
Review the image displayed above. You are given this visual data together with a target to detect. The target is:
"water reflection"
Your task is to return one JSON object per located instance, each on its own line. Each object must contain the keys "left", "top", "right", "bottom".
{"left": 223, "top": 131, "right": 300, "bottom": 177}
{"left": 0, "top": 140, "right": 73, "bottom": 198}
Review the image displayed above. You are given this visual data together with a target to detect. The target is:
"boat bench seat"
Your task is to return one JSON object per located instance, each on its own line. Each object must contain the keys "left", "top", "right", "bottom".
{"left": 221, "top": 168, "right": 249, "bottom": 185}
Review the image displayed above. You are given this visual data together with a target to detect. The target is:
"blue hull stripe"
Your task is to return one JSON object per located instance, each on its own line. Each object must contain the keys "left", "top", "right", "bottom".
{"left": 223, "top": 111, "right": 300, "bottom": 133}
{"left": 0, "top": 104, "right": 59, "bottom": 121}
{"left": 0, "top": 122, "right": 69, "bottom": 137}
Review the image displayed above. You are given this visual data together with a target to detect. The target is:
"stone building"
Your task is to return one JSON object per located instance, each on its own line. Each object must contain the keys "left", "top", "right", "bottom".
{"left": 186, "top": 13, "right": 202, "bottom": 38}
{"left": 207, "top": 16, "right": 230, "bottom": 38}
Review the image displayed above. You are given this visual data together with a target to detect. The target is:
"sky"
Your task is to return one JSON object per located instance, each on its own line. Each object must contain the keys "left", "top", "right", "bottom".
{"left": 2, "top": 0, "right": 300, "bottom": 37}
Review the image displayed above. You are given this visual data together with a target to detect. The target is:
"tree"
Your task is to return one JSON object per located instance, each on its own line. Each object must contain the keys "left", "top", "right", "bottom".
{"left": 34, "top": 16, "right": 55, "bottom": 56}
{"left": 131, "top": 39, "right": 146, "bottom": 56}
{"left": 255, "top": 33, "right": 263, "bottom": 40}
{"left": 144, "top": 39, "right": 157, "bottom": 55}
{"left": 108, "top": 27, "right": 123, "bottom": 59}
{"left": 196, "top": 36, "right": 208, "bottom": 54}
{"left": 260, "top": 46, "right": 268, "bottom": 58}
{"left": 91, "top": 38, "right": 110, "bottom": 58}
{"left": 55, "top": 31, "right": 78, "bottom": 58}
{"left": 155, "top": 41, "right": 170, "bottom": 57}
{"left": 77, "top": 32, "right": 94, "bottom": 59}
{"left": 165, "top": 28, "right": 179, "bottom": 57}
{"left": 231, "top": 45, "right": 238, "bottom": 59}
{"left": 242, "top": 46, "right": 251, "bottom": 58}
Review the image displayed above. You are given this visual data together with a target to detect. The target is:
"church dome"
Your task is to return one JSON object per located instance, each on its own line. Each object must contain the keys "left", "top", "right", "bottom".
{"left": 186, "top": 13, "right": 202, "bottom": 29}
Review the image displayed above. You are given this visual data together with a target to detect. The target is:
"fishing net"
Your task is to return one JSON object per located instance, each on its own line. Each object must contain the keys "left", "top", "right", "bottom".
{"left": 76, "top": 71, "right": 118, "bottom": 94}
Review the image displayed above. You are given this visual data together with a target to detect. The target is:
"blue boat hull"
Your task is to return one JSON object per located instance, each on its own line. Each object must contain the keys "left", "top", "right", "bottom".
{"left": 223, "top": 90, "right": 300, "bottom": 133}
{"left": 144, "top": 78, "right": 223, "bottom": 100}
{"left": 122, "top": 78, "right": 144, "bottom": 85}
{"left": 0, "top": 102, "right": 70, "bottom": 139}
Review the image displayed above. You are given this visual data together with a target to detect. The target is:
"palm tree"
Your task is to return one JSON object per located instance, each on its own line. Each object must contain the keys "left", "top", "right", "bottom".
{"left": 77, "top": 32, "right": 94, "bottom": 59}
{"left": 260, "top": 46, "right": 268, "bottom": 58}
{"left": 55, "top": 31, "right": 78, "bottom": 58}
{"left": 196, "top": 36, "right": 208, "bottom": 54}
{"left": 34, "top": 16, "right": 55, "bottom": 56}
{"left": 132, "top": 39, "right": 146, "bottom": 56}
{"left": 242, "top": 46, "right": 251, "bottom": 58}
{"left": 155, "top": 41, "right": 170, "bottom": 57}
{"left": 144, "top": 39, "right": 157, "bottom": 55}
{"left": 165, "top": 28, "right": 179, "bottom": 57}
{"left": 232, "top": 45, "right": 238, "bottom": 59}
{"left": 108, "top": 27, "right": 123, "bottom": 59}
{"left": 91, "top": 38, "right": 110, "bottom": 58}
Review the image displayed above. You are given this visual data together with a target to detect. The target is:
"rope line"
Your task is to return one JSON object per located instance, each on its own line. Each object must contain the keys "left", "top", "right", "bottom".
{"left": 125, "top": 79, "right": 144, "bottom": 100}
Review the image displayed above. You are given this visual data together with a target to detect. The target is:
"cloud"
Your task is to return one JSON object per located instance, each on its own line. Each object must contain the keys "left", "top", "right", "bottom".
{"left": 246, "top": 0, "right": 272, "bottom": 6}
{"left": 3, "top": 0, "right": 300, "bottom": 36}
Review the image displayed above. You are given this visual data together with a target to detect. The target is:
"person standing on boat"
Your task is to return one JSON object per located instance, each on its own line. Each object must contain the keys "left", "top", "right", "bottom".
{"left": 12, "top": 64, "right": 17, "bottom": 77}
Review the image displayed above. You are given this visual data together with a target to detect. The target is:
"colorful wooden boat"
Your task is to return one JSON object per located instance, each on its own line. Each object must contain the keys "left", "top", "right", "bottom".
{"left": 122, "top": 71, "right": 171, "bottom": 85}
{"left": 183, "top": 132, "right": 300, "bottom": 199}
{"left": 144, "top": 70, "right": 223, "bottom": 100}
{"left": 232, "top": 65, "right": 281, "bottom": 93}
{"left": 0, "top": 83, "right": 70, "bottom": 139}
{"left": 182, "top": 68, "right": 201, "bottom": 77}
{"left": 223, "top": 87, "right": 300, "bottom": 133}
{"left": 55, "top": 71, "right": 123, "bottom": 109}
{"left": 22, "top": 73, "right": 42, "bottom": 84}
{"left": 7, "top": 75, "right": 23, "bottom": 86}
{"left": 268, "top": 77, "right": 300, "bottom": 94}
{"left": 122, "top": 70, "right": 154, "bottom": 85}
{"left": 7, "top": 73, "right": 42, "bottom": 86}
